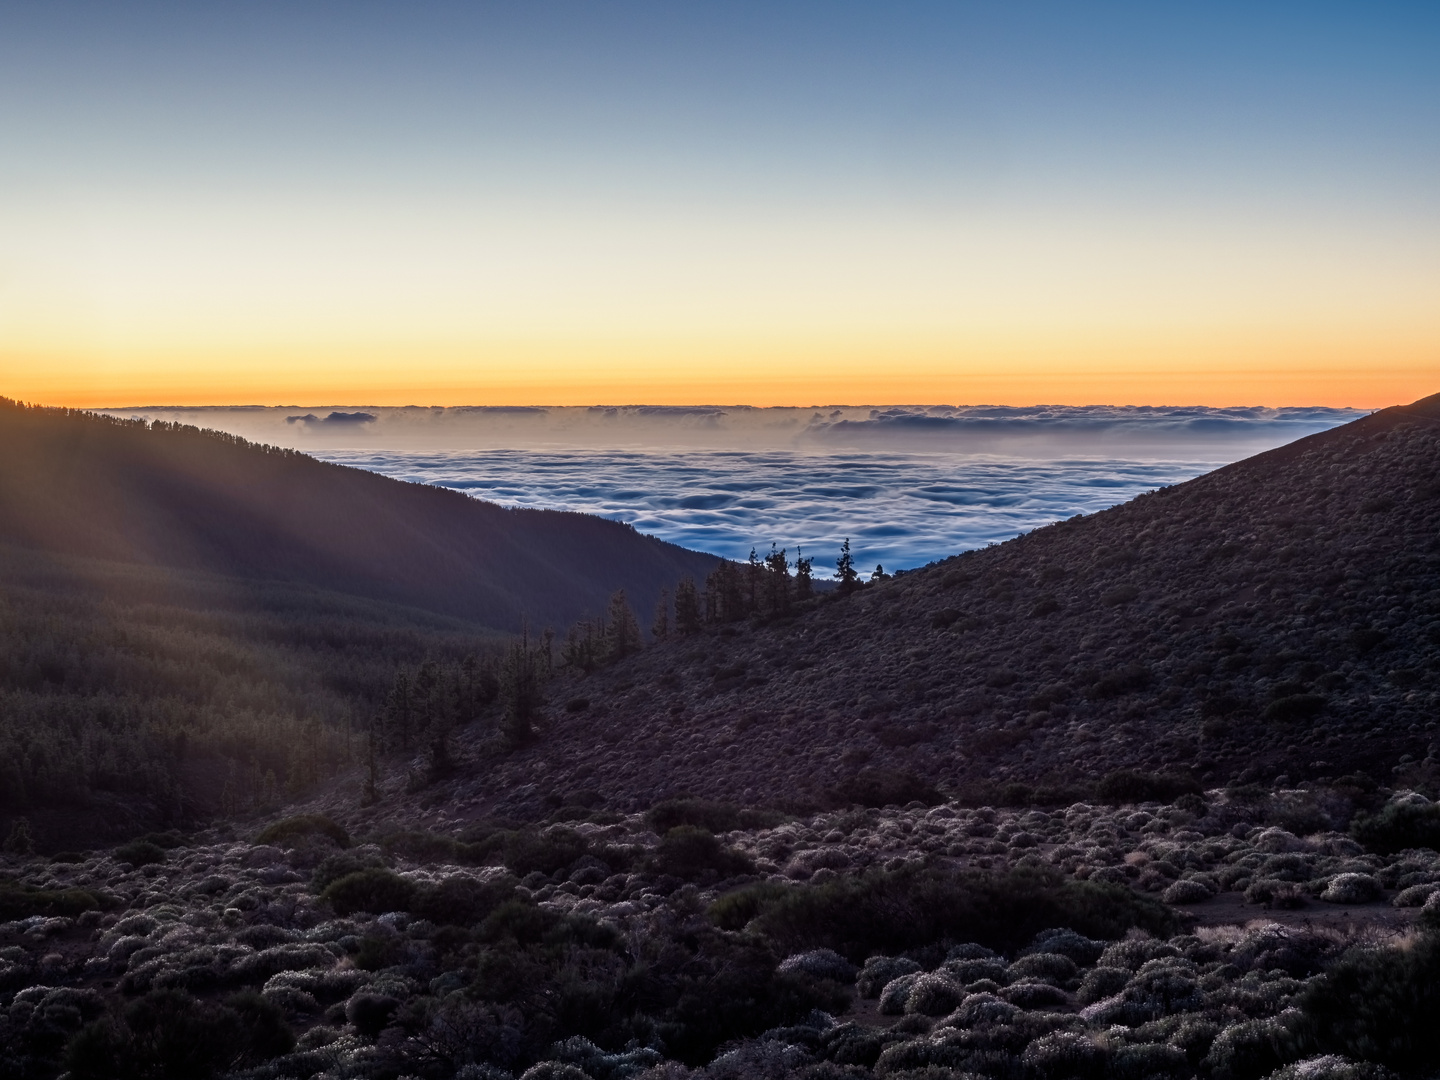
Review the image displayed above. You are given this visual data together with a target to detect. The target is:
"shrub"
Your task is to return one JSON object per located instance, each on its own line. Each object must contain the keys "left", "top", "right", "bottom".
{"left": 1101, "top": 585, "right": 1140, "bottom": 607}
{"left": 650, "top": 826, "right": 755, "bottom": 879}
{"left": 346, "top": 992, "right": 400, "bottom": 1038}
{"left": 0, "top": 881, "right": 102, "bottom": 920}
{"left": 1077, "top": 966, "right": 1131, "bottom": 1005}
{"left": 1096, "top": 770, "right": 1202, "bottom": 803}
{"left": 711, "top": 881, "right": 793, "bottom": 931}
{"left": 647, "top": 798, "right": 742, "bottom": 834}
{"left": 1163, "top": 879, "right": 1214, "bottom": 904}
{"left": 1023, "top": 1031, "right": 1108, "bottom": 1080}
{"left": 378, "top": 829, "right": 470, "bottom": 863}
{"left": 1294, "top": 935, "right": 1440, "bottom": 1073}
{"left": 502, "top": 828, "right": 592, "bottom": 876}
{"left": 256, "top": 814, "right": 350, "bottom": 848}
{"left": 903, "top": 973, "right": 966, "bottom": 1016}
{"left": 114, "top": 840, "right": 166, "bottom": 867}
{"left": 320, "top": 868, "right": 418, "bottom": 916}
{"left": 777, "top": 949, "right": 859, "bottom": 983}
{"left": 856, "top": 956, "right": 923, "bottom": 998}
{"left": 412, "top": 874, "right": 517, "bottom": 927}
{"left": 827, "top": 769, "right": 941, "bottom": 808}
{"left": 1351, "top": 799, "right": 1440, "bottom": 855}
{"left": 65, "top": 988, "right": 293, "bottom": 1080}
{"left": 1203, "top": 1018, "right": 1298, "bottom": 1080}
{"left": 311, "top": 850, "right": 389, "bottom": 892}
{"left": 747, "top": 865, "right": 1177, "bottom": 963}
{"left": 1320, "top": 874, "right": 1382, "bottom": 904}
{"left": 1264, "top": 695, "right": 1325, "bottom": 723}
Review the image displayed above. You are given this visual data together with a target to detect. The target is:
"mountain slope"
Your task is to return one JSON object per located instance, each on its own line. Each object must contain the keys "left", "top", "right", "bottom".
{"left": 432, "top": 393, "right": 1440, "bottom": 819}
{"left": 0, "top": 398, "right": 718, "bottom": 632}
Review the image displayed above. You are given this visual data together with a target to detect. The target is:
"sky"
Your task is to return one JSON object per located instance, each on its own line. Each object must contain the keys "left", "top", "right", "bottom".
{"left": 2, "top": 1, "right": 1438, "bottom": 408}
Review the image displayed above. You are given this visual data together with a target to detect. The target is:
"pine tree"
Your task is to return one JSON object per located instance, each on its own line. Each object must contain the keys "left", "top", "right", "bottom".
{"left": 499, "top": 630, "right": 543, "bottom": 745}
{"left": 675, "top": 577, "right": 702, "bottom": 635}
{"left": 794, "top": 547, "right": 814, "bottom": 600}
{"left": 3, "top": 816, "right": 33, "bottom": 856}
{"left": 652, "top": 588, "right": 671, "bottom": 642}
{"left": 746, "top": 548, "right": 764, "bottom": 614}
{"left": 836, "top": 538, "right": 859, "bottom": 595}
{"left": 607, "top": 590, "right": 643, "bottom": 661}
{"left": 764, "top": 544, "right": 791, "bottom": 614}
{"left": 384, "top": 671, "right": 413, "bottom": 751}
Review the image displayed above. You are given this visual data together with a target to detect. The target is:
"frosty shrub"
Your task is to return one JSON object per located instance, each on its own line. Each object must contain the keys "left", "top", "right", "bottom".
{"left": 1390, "top": 883, "right": 1438, "bottom": 907}
{"left": 779, "top": 949, "right": 859, "bottom": 983}
{"left": 1204, "top": 1017, "right": 1299, "bottom": 1080}
{"left": 1320, "top": 874, "right": 1382, "bottom": 905}
{"left": 954, "top": 992, "right": 1020, "bottom": 1027}
{"left": 903, "top": 973, "right": 967, "bottom": 1016}
{"left": 858, "top": 956, "right": 922, "bottom": 998}
{"left": 518, "top": 1063, "right": 591, "bottom": 1080}
{"left": 1022, "top": 1031, "right": 1107, "bottom": 1080}
{"left": 880, "top": 972, "right": 924, "bottom": 1015}
{"left": 1262, "top": 1056, "right": 1397, "bottom": 1080}
{"left": 1163, "top": 879, "right": 1214, "bottom": 904}
{"left": 1110, "top": 1042, "right": 1191, "bottom": 1080}
{"left": 1077, "top": 966, "right": 1131, "bottom": 1005}
{"left": 1021, "top": 928, "right": 1105, "bottom": 965}
{"left": 1007, "top": 952, "right": 1077, "bottom": 985}
{"left": 1002, "top": 981, "right": 1069, "bottom": 1009}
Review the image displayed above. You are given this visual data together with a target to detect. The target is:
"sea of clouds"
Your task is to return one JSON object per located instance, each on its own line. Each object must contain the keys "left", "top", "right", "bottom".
{"left": 107, "top": 404, "right": 1362, "bottom": 570}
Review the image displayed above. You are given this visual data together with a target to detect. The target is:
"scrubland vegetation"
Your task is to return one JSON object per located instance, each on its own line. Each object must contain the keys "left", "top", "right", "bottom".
{"left": 5, "top": 785, "right": 1440, "bottom": 1079}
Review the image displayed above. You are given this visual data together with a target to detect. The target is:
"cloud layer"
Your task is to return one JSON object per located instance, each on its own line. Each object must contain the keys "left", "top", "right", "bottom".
{"left": 315, "top": 448, "right": 1240, "bottom": 571}
{"left": 103, "top": 404, "right": 1363, "bottom": 570}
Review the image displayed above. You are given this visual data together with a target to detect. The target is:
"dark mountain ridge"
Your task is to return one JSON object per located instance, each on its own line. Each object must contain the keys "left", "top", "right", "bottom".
{"left": 0, "top": 398, "right": 718, "bottom": 631}
{"left": 420, "top": 393, "right": 1440, "bottom": 821}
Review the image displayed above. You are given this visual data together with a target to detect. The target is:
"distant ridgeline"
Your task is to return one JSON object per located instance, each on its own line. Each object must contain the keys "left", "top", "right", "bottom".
{"left": 0, "top": 398, "right": 718, "bottom": 844}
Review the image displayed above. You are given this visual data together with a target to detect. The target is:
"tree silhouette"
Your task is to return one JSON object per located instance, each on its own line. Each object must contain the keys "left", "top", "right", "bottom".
{"left": 794, "top": 547, "right": 814, "bottom": 600}
{"left": 674, "top": 577, "right": 702, "bottom": 635}
{"left": 764, "top": 544, "right": 791, "bottom": 614}
{"left": 499, "top": 628, "right": 543, "bottom": 744}
{"left": 836, "top": 538, "right": 859, "bottom": 595}
{"left": 651, "top": 588, "right": 671, "bottom": 642}
{"left": 606, "top": 590, "right": 643, "bottom": 661}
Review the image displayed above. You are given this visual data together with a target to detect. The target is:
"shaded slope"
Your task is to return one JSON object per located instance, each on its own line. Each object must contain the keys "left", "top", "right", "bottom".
{"left": 0, "top": 399, "right": 719, "bottom": 631}
{"left": 438, "top": 394, "right": 1440, "bottom": 817}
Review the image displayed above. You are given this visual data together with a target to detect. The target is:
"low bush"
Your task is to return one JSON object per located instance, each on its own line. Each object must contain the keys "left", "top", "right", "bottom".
{"left": 1351, "top": 800, "right": 1440, "bottom": 855}
{"left": 65, "top": 988, "right": 293, "bottom": 1080}
{"left": 113, "top": 840, "right": 167, "bottom": 867}
{"left": 827, "top": 769, "right": 941, "bottom": 808}
{"left": 1096, "top": 770, "right": 1202, "bottom": 803}
{"left": 737, "top": 865, "right": 1177, "bottom": 962}
{"left": 710, "top": 881, "right": 793, "bottom": 931}
{"left": 647, "top": 798, "right": 742, "bottom": 834}
{"left": 1295, "top": 935, "right": 1440, "bottom": 1073}
{"left": 1265, "top": 694, "right": 1326, "bottom": 722}
{"left": 320, "top": 868, "right": 418, "bottom": 916}
{"left": 0, "top": 880, "right": 103, "bottom": 920}
{"left": 255, "top": 814, "right": 350, "bottom": 849}
{"left": 649, "top": 826, "right": 755, "bottom": 879}
{"left": 311, "top": 850, "right": 389, "bottom": 892}
{"left": 412, "top": 874, "right": 518, "bottom": 927}
{"left": 502, "top": 828, "right": 593, "bottom": 876}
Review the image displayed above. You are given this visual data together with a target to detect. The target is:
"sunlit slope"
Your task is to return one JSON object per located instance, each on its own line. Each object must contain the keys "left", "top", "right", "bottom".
{"left": 0, "top": 399, "right": 718, "bottom": 633}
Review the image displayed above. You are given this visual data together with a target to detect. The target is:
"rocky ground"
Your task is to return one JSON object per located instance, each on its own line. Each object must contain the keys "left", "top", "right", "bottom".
{"left": 5, "top": 785, "right": 1440, "bottom": 1079}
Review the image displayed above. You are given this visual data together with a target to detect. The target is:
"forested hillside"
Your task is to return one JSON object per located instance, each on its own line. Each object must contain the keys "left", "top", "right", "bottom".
{"left": 0, "top": 399, "right": 717, "bottom": 845}
{"left": 0, "top": 399, "right": 717, "bottom": 631}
